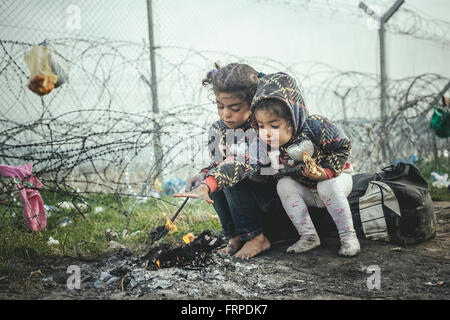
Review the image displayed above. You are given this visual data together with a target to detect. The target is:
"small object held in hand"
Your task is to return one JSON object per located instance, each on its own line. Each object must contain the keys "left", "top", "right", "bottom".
{"left": 303, "top": 152, "right": 321, "bottom": 177}
{"left": 287, "top": 140, "right": 315, "bottom": 161}
{"left": 286, "top": 140, "right": 321, "bottom": 177}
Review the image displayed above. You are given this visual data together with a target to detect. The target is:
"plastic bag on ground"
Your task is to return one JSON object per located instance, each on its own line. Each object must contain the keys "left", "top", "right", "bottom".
{"left": 430, "top": 171, "right": 449, "bottom": 189}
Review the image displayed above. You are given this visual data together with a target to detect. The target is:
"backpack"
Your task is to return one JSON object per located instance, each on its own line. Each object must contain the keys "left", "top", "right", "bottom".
{"left": 348, "top": 162, "right": 436, "bottom": 245}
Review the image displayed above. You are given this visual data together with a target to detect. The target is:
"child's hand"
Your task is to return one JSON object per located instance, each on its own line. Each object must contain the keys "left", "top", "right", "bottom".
{"left": 174, "top": 184, "right": 214, "bottom": 204}
{"left": 185, "top": 172, "right": 206, "bottom": 192}
{"left": 302, "top": 165, "right": 328, "bottom": 181}
{"left": 301, "top": 152, "right": 328, "bottom": 181}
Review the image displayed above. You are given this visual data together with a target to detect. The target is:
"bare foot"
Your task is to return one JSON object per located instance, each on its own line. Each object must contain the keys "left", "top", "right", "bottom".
{"left": 234, "top": 234, "right": 271, "bottom": 259}
{"left": 287, "top": 234, "right": 321, "bottom": 253}
{"left": 217, "top": 236, "right": 242, "bottom": 255}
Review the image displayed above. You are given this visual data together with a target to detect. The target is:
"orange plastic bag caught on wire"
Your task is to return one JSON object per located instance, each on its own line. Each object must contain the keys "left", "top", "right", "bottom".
{"left": 24, "top": 42, "right": 69, "bottom": 96}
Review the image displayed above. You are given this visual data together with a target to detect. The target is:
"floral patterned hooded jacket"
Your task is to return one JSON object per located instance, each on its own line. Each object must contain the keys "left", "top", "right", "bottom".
{"left": 203, "top": 72, "right": 352, "bottom": 192}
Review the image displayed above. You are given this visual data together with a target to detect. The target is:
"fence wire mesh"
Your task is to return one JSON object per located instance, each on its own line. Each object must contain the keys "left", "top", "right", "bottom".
{"left": 0, "top": 0, "right": 448, "bottom": 229}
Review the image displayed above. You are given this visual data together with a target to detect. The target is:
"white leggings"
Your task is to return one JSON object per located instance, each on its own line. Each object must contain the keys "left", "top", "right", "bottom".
{"left": 276, "top": 173, "right": 355, "bottom": 241}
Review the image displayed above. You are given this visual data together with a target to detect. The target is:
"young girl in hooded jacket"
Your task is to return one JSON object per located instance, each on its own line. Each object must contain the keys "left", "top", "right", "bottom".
{"left": 184, "top": 64, "right": 296, "bottom": 259}
{"left": 176, "top": 72, "right": 360, "bottom": 257}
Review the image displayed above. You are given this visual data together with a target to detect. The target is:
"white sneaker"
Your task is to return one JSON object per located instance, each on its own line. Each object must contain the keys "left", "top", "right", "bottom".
{"left": 287, "top": 235, "right": 321, "bottom": 253}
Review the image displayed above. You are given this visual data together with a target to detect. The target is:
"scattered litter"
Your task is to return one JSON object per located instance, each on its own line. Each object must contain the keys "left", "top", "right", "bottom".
{"left": 105, "top": 228, "right": 118, "bottom": 241}
{"left": 47, "top": 237, "right": 59, "bottom": 245}
{"left": 24, "top": 42, "right": 70, "bottom": 96}
{"left": 107, "top": 241, "right": 126, "bottom": 252}
{"left": 42, "top": 276, "right": 56, "bottom": 288}
{"left": 93, "top": 271, "right": 121, "bottom": 288}
{"left": 57, "top": 201, "right": 87, "bottom": 210}
{"left": 393, "top": 155, "right": 418, "bottom": 166}
{"left": 93, "top": 279, "right": 105, "bottom": 289}
{"left": 58, "top": 201, "right": 73, "bottom": 209}
{"left": 94, "top": 207, "right": 104, "bottom": 214}
{"left": 100, "top": 271, "right": 112, "bottom": 281}
{"left": 149, "top": 178, "right": 163, "bottom": 198}
{"left": 60, "top": 217, "right": 72, "bottom": 227}
{"left": 44, "top": 205, "right": 55, "bottom": 216}
{"left": 162, "top": 178, "right": 186, "bottom": 196}
{"left": 188, "top": 288, "right": 199, "bottom": 296}
{"left": 149, "top": 190, "right": 161, "bottom": 198}
{"left": 245, "top": 265, "right": 258, "bottom": 271}
{"left": 106, "top": 277, "right": 120, "bottom": 285}
{"left": 390, "top": 247, "right": 402, "bottom": 252}
{"left": 29, "top": 269, "right": 43, "bottom": 278}
{"left": 130, "top": 230, "right": 141, "bottom": 237}
{"left": 425, "top": 281, "right": 445, "bottom": 286}
{"left": 430, "top": 171, "right": 449, "bottom": 189}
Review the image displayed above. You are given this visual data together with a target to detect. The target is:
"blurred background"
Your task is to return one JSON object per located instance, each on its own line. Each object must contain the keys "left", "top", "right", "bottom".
{"left": 0, "top": 0, "right": 449, "bottom": 205}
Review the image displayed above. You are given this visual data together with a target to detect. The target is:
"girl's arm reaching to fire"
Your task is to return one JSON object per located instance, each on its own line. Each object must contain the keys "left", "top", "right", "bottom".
{"left": 174, "top": 137, "right": 270, "bottom": 201}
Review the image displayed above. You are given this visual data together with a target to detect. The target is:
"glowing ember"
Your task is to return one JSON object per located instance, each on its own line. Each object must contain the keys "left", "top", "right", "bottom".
{"left": 163, "top": 212, "right": 177, "bottom": 232}
{"left": 182, "top": 232, "right": 195, "bottom": 244}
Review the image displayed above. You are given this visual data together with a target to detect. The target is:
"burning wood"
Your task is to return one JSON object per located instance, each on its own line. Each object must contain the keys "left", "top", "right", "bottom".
{"left": 141, "top": 231, "right": 225, "bottom": 270}
{"left": 182, "top": 232, "right": 195, "bottom": 244}
{"left": 163, "top": 212, "right": 177, "bottom": 232}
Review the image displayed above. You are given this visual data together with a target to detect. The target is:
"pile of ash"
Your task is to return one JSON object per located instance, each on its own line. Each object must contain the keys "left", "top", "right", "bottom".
{"left": 82, "top": 230, "right": 239, "bottom": 297}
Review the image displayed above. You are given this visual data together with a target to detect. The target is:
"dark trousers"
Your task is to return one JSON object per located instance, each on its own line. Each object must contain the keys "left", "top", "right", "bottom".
{"left": 209, "top": 178, "right": 298, "bottom": 242}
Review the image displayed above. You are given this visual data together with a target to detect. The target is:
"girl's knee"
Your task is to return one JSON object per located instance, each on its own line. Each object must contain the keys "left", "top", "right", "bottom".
{"left": 276, "top": 177, "right": 299, "bottom": 196}
{"left": 317, "top": 179, "right": 342, "bottom": 201}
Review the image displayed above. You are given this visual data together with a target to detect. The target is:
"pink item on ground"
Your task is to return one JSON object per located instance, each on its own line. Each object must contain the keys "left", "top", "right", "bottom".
{"left": 0, "top": 163, "right": 46, "bottom": 231}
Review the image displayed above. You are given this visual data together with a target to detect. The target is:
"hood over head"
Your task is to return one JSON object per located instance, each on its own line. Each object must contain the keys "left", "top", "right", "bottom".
{"left": 251, "top": 72, "right": 308, "bottom": 133}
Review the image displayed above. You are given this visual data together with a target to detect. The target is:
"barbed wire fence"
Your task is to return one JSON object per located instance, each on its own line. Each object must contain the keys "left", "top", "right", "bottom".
{"left": 0, "top": 0, "right": 448, "bottom": 230}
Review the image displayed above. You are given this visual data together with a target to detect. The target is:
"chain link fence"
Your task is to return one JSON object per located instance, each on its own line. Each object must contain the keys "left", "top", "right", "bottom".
{"left": 0, "top": 0, "right": 449, "bottom": 228}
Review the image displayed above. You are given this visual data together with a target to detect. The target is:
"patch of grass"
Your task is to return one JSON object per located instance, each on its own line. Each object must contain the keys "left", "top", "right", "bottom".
{"left": 416, "top": 158, "right": 450, "bottom": 201}
{"left": 428, "top": 185, "right": 450, "bottom": 201}
{"left": 0, "top": 193, "right": 221, "bottom": 265}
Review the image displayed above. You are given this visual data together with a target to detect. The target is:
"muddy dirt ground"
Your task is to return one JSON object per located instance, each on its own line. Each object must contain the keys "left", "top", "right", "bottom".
{"left": 1, "top": 202, "right": 449, "bottom": 300}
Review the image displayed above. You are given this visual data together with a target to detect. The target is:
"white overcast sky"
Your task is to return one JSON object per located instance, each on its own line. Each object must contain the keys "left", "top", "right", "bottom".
{"left": 1, "top": 0, "right": 449, "bottom": 114}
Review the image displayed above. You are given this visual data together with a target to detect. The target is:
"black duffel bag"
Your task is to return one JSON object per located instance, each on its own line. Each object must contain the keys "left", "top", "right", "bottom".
{"left": 348, "top": 162, "right": 436, "bottom": 245}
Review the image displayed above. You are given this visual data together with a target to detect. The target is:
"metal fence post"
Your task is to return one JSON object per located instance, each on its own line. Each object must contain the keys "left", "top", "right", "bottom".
{"left": 145, "top": 0, "right": 163, "bottom": 194}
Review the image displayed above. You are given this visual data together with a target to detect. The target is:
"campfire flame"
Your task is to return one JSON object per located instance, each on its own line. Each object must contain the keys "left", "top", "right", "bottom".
{"left": 163, "top": 212, "right": 177, "bottom": 232}
{"left": 182, "top": 232, "right": 195, "bottom": 244}
{"left": 156, "top": 259, "right": 160, "bottom": 268}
